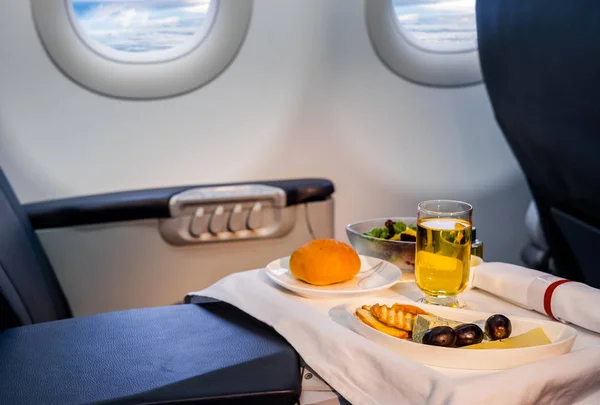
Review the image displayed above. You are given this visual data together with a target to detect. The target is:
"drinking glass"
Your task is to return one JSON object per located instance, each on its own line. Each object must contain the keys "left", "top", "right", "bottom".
{"left": 415, "top": 200, "right": 473, "bottom": 308}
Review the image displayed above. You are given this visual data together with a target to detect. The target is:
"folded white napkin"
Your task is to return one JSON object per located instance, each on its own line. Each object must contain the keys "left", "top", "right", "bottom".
{"left": 188, "top": 269, "right": 600, "bottom": 405}
{"left": 472, "top": 262, "right": 600, "bottom": 334}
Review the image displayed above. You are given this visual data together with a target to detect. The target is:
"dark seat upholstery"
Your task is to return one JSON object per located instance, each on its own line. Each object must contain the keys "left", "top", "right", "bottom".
{"left": 0, "top": 301, "right": 301, "bottom": 405}
{"left": 476, "top": 1, "right": 600, "bottom": 287}
{"left": 0, "top": 168, "right": 72, "bottom": 328}
{"left": 0, "top": 167, "right": 301, "bottom": 403}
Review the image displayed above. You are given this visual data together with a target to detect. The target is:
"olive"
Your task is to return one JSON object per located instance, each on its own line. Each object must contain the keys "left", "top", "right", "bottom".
{"left": 384, "top": 220, "right": 396, "bottom": 239}
{"left": 485, "top": 314, "right": 512, "bottom": 340}
{"left": 454, "top": 323, "right": 484, "bottom": 347}
{"left": 422, "top": 326, "right": 457, "bottom": 347}
{"left": 400, "top": 233, "right": 417, "bottom": 242}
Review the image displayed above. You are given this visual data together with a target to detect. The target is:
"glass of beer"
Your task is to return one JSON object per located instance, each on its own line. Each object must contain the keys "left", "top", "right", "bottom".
{"left": 415, "top": 200, "right": 473, "bottom": 308}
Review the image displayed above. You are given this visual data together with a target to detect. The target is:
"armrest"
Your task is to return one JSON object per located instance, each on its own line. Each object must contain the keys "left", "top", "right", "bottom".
{"left": 24, "top": 178, "right": 334, "bottom": 229}
{"left": 0, "top": 302, "right": 301, "bottom": 405}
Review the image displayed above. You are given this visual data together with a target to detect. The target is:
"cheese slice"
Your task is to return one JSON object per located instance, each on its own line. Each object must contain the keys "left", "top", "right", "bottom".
{"left": 404, "top": 228, "right": 417, "bottom": 237}
{"left": 462, "top": 327, "right": 551, "bottom": 350}
{"left": 412, "top": 314, "right": 462, "bottom": 344}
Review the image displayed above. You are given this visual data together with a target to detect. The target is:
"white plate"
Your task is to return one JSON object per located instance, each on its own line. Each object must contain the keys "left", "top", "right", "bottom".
{"left": 265, "top": 255, "right": 401, "bottom": 298}
{"left": 345, "top": 298, "right": 577, "bottom": 370}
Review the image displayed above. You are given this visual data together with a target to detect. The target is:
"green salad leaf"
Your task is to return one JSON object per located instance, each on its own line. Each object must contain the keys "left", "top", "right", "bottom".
{"left": 365, "top": 227, "right": 389, "bottom": 239}
{"left": 393, "top": 221, "right": 407, "bottom": 234}
{"left": 364, "top": 220, "right": 411, "bottom": 240}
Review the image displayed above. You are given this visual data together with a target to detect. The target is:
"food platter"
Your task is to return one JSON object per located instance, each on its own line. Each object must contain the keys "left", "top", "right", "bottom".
{"left": 344, "top": 297, "right": 577, "bottom": 370}
{"left": 265, "top": 255, "right": 401, "bottom": 298}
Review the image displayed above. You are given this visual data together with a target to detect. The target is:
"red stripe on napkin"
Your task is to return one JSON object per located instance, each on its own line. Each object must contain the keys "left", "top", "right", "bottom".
{"left": 544, "top": 279, "right": 573, "bottom": 320}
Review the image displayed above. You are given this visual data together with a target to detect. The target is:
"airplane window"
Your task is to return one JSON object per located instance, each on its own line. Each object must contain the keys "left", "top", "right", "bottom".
{"left": 365, "top": 0, "right": 481, "bottom": 87}
{"left": 31, "top": 0, "right": 252, "bottom": 98}
{"left": 68, "top": 0, "right": 215, "bottom": 63}
{"left": 392, "top": 0, "right": 477, "bottom": 52}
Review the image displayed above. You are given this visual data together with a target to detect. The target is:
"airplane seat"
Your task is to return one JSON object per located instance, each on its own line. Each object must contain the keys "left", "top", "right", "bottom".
{"left": 476, "top": 1, "right": 600, "bottom": 287}
{"left": 521, "top": 201, "right": 553, "bottom": 272}
{"left": 0, "top": 168, "right": 72, "bottom": 329}
{"left": 0, "top": 300, "right": 301, "bottom": 405}
{"left": 0, "top": 166, "right": 302, "bottom": 404}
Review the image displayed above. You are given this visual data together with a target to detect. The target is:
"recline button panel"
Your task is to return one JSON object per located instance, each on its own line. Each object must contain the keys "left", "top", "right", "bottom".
{"left": 169, "top": 184, "right": 286, "bottom": 217}
{"left": 158, "top": 184, "right": 295, "bottom": 245}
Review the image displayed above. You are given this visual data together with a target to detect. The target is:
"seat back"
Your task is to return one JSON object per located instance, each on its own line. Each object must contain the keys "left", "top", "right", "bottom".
{"left": 0, "top": 168, "right": 71, "bottom": 328}
{"left": 476, "top": 1, "right": 600, "bottom": 287}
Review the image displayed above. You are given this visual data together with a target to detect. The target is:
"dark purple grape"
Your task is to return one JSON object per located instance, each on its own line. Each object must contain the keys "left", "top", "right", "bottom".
{"left": 454, "top": 323, "right": 484, "bottom": 347}
{"left": 485, "top": 314, "right": 512, "bottom": 340}
{"left": 422, "top": 326, "right": 457, "bottom": 347}
{"left": 400, "top": 233, "right": 416, "bottom": 242}
{"left": 384, "top": 220, "right": 396, "bottom": 239}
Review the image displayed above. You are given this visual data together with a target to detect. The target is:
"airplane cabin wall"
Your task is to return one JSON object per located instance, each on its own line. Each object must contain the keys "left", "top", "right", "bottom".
{"left": 0, "top": 0, "right": 531, "bottom": 264}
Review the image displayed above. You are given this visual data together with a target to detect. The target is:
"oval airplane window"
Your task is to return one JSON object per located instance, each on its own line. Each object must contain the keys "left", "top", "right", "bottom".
{"left": 365, "top": 0, "right": 482, "bottom": 87}
{"left": 68, "top": 0, "right": 215, "bottom": 64}
{"left": 31, "top": 0, "right": 252, "bottom": 99}
{"left": 392, "top": 0, "right": 477, "bottom": 53}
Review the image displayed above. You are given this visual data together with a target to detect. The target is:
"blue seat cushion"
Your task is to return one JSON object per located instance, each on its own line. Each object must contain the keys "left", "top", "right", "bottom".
{"left": 0, "top": 301, "right": 301, "bottom": 405}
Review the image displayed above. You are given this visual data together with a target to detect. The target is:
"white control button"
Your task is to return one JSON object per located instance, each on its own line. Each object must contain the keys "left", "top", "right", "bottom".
{"left": 247, "top": 202, "right": 264, "bottom": 230}
{"left": 209, "top": 206, "right": 226, "bottom": 235}
{"left": 228, "top": 204, "right": 246, "bottom": 232}
{"left": 189, "top": 208, "right": 209, "bottom": 237}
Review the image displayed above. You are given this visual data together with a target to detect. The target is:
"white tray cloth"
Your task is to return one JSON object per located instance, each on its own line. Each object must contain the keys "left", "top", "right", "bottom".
{"left": 187, "top": 270, "right": 600, "bottom": 405}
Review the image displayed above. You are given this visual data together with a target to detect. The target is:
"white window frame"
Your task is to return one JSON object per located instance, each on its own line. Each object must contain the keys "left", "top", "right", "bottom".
{"left": 365, "top": 0, "right": 482, "bottom": 87}
{"left": 31, "top": 0, "right": 253, "bottom": 99}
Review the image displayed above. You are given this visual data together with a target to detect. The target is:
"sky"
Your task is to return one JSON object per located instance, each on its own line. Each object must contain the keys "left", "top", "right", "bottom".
{"left": 70, "top": 0, "right": 476, "bottom": 54}
{"left": 393, "top": 0, "right": 477, "bottom": 49}
{"left": 71, "top": 0, "right": 211, "bottom": 53}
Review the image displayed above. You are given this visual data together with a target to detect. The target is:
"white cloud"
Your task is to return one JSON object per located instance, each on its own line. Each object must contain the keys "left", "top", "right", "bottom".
{"left": 72, "top": 0, "right": 211, "bottom": 53}
{"left": 183, "top": 4, "right": 210, "bottom": 13}
{"left": 393, "top": 0, "right": 477, "bottom": 47}
{"left": 113, "top": 8, "right": 137, "bottom": 27}
{"left": 147, "top": 16, "right": 180, "bottom": 25}
{"left": 422, "top": 1, "right": 475, "bottom": 13}
{"left": 397, "top": 13, "right": 419, "bottom": 22}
